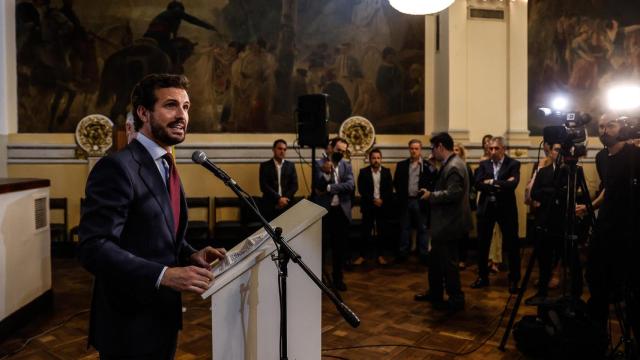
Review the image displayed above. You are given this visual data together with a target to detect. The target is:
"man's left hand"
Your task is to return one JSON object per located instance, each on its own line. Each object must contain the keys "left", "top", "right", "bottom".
{"left": 190, "top": 246, "right": 226, "bottom": 269}
{"left": 419, "top": 188, "right": 430, "bottom": 200}
{"left": 276, "top": 197, "right": 289, "bottom": 209}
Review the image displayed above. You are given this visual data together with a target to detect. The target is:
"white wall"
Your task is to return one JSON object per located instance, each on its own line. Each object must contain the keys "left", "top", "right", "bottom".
{"left": 466, "top": 17, "right": 508, "bottom": 141}
{"left": 0, "top": 0, "right": 18, "bottom": 178}
{"left": 432, "top": 0, "right": 528, "bottom": 145}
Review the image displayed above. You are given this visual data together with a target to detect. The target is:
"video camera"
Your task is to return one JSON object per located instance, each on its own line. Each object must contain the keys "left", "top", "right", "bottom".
{"left": 540, "top": 109, "right": 591, "bottom": 158}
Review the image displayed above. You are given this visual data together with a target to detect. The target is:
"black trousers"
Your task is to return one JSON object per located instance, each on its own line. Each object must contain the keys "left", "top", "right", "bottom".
{"left": 586, "top": 232, "right": 636, "bottom": 337}
{"left": 428, "top": 235, "right": 464, "bottom": 301}
{"left": 358, "top": 206, "right": 387, "bottom": 258}
{"left": 99, "top": 332, "right": 178, "bottom": 360}
{"left": 477, "top": 205, "right": 521, "bottom": 283}
{"left": 323, "top": 206, "right": 350, "bottom": 283}
{"left": 533, "top": 227, "right": 563, "bottom": 296}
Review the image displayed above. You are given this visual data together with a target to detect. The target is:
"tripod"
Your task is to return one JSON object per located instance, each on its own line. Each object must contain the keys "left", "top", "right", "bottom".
{"left": 609, "top": 290, "right": 637, "bottom": 360}
{"left": 499, "top": 152, "right": 595, "bottom": 351}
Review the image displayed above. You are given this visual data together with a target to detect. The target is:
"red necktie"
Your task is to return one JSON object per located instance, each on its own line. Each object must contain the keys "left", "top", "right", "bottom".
{"left": 163, "top": 153, "right": 181, "bottom": 237}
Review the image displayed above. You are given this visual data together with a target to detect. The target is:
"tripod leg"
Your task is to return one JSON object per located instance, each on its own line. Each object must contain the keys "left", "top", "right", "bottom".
{"left": 499, "top": 244, "right": 539, "bottom": 351}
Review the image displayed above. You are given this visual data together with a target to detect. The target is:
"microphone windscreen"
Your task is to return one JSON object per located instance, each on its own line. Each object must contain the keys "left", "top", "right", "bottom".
{"left": 192, "top": 150, "right": 207, "bottom": 164}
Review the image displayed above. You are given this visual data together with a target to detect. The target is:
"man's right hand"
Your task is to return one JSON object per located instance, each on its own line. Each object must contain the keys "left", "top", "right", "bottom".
{"left": 322, "top": 161, "right": 334, "bottom": 174}
{"left": 160, "top": 266, "right": 214, "bottom": 295}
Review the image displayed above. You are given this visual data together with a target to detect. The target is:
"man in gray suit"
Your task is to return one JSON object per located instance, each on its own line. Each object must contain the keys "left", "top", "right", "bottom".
{"left": 415, "top": 132, "right": 471, "bottom": 311}
{"left": 313, "top": 137, "right": 354, "bottom": 291}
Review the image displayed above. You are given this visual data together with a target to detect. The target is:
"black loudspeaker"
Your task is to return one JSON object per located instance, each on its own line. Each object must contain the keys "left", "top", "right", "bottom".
{"left": 297, "top": 94, "right": 328, "bottom": 147}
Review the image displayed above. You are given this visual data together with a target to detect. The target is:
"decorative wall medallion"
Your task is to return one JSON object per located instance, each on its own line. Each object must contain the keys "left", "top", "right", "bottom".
{"left": 75, "top": 114, "right": 113, "bottom": 157}
{"left": 339, "top": 116, "right": 376, "bottom": 156}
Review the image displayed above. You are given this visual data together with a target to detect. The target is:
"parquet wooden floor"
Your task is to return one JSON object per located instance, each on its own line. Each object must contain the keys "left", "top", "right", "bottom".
{"left": 0, "top": 253, "right": 561, "bottom": 359}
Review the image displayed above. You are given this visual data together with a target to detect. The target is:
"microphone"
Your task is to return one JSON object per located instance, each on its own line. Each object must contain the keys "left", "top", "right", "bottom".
{"left": 191, "top": 150, "right": 235, "bottom": 184}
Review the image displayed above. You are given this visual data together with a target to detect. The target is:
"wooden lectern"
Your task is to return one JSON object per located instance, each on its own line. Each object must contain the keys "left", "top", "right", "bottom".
{"left": 201, "top": 199, "right": 327, "bottom": 359}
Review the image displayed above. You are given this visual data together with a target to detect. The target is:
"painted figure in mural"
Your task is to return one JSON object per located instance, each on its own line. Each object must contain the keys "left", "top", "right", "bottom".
{"left": 292, "top": 68, "right": 309, "bottom": 108}
{"left": 97, "top": 37, "right": 196, "bottom": 124}
{"left": 405, "top": 63, "right": 424, "bottom": 113}
{"left": 143, "top": 1, "right": 218, "bottom": 66}
{"left": 322, "top": 69, "right": 352, "bottom": 126}
{"left": 229, "top": 39, "right": 275, "bottom": 131}
{"left": 17, "top": 0, "right": 98, "bottom": 130}
{"left": 376, "top": 47, "right": 403, "bottom": 116}
{"left": 351, "top": 68, "right": 384, "bottom": 120}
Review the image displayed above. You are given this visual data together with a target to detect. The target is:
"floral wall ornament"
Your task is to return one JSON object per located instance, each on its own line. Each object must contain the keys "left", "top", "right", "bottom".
{"left": 339, "top": 116, "right": 376, "bottom": 156}
{"left": 75, "top": 114, "right": 113, "bottom": 157}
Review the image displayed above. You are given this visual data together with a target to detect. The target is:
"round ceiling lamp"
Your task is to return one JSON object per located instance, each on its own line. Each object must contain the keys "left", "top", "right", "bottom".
{"left": 389, "top": 0, "right": 455, "bottom": 15}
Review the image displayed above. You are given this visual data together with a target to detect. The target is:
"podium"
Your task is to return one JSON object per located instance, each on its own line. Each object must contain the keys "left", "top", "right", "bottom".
{"left": 201, "top": 199, "right": 327, "bottom": 359}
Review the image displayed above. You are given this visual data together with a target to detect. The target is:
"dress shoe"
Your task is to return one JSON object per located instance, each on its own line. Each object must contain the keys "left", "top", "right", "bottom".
{"left": 377, "top": 256, "right": 388, "bottom": 265}
{"left": 470, "top": 277, "right": 489, "bottom": 289}
{"left": 524, "top": 293, "right": 547, "bottom": 306}
{"left": 508, "top": 281, "right": 519, "bottom": 294}
{"left": 352, "top": 256, "right": 365, "bottom": 266}
{"left": 334, "top": 281, "right": 347, "bottom": 292}
{"left": 414, "top": 292, "right": 443, "bottom": 303}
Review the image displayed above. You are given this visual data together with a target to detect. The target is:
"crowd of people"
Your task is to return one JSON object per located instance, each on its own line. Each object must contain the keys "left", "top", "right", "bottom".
{"left": 256, "top": 132, "right": 528, "bottom": 311}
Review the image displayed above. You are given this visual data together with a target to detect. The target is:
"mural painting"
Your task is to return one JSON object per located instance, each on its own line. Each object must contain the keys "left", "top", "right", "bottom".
{"left": 528, "top": 0, "right": 640, "bottom": 134}
{"left": 16, "top": 0, "right": 425, "bottom": 134}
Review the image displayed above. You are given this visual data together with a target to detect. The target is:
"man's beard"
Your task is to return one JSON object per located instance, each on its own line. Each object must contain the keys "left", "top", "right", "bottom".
{"left": 599, "top": 134, "right": 618, "bottom": 147}
{"left": 150, "top": 117, "right": 186, "bottom": 146}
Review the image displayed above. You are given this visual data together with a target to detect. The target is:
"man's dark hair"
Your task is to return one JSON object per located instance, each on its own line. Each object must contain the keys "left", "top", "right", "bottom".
{"left": 330, "top": 137, "right": 348, "bottom": 147}
{"left": 273, "top": 139, "right": 287, "bottom": 148}
{"left": 408, "top": 138, "right": 422, "bottom": 147}
{"left": 430, "top": 132, "right": 454, "bottom": 151}
{"left": 368, "top": 148, "right": 382, "bottom": 160}
{"left": 130, "top": 73, "right": 190, "bottom": 131}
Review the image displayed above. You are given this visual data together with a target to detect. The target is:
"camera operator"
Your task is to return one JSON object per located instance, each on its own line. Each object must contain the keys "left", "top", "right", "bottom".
{"left": 576, "top": 113, "right": 615, "bottom": 218}
{"left": 585, "top": 114, "right": 640, "bottom": 342}
{"left": 526, "top": 141, "right": 590, "bottom": 305}
{"left": 525, "top": 142, "right": 564, "bottom": 305}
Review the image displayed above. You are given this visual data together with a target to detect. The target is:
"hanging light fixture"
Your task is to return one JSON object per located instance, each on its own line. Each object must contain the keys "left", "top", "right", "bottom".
{"left": 389, "top": 0, "right": 456, "bottom": 15}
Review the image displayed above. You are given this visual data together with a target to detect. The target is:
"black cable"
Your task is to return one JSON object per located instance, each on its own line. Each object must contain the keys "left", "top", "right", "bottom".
{"left": 322, "top": 295, "right": 513, "bottom": 357}
{"left": 291, "top": 140, "right": 312, "bottom": 195}
{"left": 0, "top": 309, "right": 90, "bottom": 360}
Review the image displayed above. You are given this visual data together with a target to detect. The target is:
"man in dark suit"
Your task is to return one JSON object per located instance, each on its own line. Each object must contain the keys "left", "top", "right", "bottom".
{"left": 78, "top": 74, "right": 226, "bottom": 359}
{"left": 355, "top": 148, "right": 393, "bottom": 265}
{"left": 259, "top": 139, "right": 298, "bottom": 221}
{"left": 471, "top": 136, "right": 521, "bottom": 294}
{"left": 394, "top": 139, "right": 437, "bottom": 263}
{"left": 415, "top": 133, "right": 471, "bottom": 311}
{"left": 313, "top": 137, "right": 354, "bottom": 291}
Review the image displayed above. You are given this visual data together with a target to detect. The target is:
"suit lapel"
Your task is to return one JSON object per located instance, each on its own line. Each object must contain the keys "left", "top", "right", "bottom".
{"left": 497, "top": 156, "right": 510, "bottom": 180}
{"left": 129, "top": 141, "right": 176, "bottom": 241}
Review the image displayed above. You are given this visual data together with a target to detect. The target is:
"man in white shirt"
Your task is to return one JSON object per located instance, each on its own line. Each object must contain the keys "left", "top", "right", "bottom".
{"left": 78, "top": 74, "right": 226, "bottom": 359}
{"left": 259, "top": 139, "right": 299, "bottom": 221}
{"left": 355, "top": 148, "right": 393, "bottom": 265}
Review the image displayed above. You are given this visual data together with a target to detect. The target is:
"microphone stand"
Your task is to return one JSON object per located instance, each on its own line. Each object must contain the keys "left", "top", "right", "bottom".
{"left": 212, "top": 168, "right": 360, "bottom": 360}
